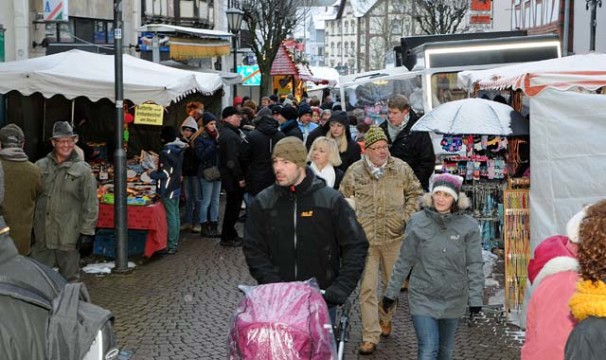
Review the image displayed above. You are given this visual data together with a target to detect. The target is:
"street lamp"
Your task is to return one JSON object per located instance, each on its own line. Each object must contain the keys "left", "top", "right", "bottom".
{"left": 226, "top": 7, "right": 244, "bottom": 97}
{"left": 587, "top": 0, "right": 603, "bottom": 51}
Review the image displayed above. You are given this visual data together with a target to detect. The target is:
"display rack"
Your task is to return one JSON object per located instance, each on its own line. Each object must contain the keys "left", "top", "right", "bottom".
{"left": 502, "top": 183, "right": 530, "bottom": 317}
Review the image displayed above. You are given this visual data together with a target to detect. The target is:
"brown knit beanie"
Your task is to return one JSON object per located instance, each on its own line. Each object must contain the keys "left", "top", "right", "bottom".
{"left": 272, "top": 137, "right": 307, "bottom": 168}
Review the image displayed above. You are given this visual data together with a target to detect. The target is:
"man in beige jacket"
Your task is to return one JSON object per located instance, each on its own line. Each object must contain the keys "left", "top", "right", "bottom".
{"left": 340, "top": 126, "right": 423, "bottom": 355}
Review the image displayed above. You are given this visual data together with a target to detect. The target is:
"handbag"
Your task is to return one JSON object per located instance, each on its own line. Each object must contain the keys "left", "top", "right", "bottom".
{"left": 202, "top": 166, "right": 221, "bottom": 181}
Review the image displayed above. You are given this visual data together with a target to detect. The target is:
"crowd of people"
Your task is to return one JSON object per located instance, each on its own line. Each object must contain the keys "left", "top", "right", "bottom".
{"left": 1, "top": 89, "right": 604, "bottom": 359}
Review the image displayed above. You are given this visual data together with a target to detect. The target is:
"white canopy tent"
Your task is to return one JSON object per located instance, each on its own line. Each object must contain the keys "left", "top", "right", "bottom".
{"left": 0, "top": 49, "right": 224, "bottom": 106}
{"left": 458, "top": 52, "right": 606, "bottom": 92}
{"left": 458, "top": 54, "right": 606, "bottom": 249}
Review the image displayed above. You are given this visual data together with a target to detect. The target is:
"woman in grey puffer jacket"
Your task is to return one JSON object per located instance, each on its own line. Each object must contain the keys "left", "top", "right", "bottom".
{"left": 382, "top": 173, "right": 484, "bottom": 360}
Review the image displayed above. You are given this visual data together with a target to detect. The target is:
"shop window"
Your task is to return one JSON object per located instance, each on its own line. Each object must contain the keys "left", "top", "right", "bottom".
{"left": 58, "top": 20, "right": 75, "bottom": 43}
{"left": 94, "top": 21, "right": 107, "bottom": 44}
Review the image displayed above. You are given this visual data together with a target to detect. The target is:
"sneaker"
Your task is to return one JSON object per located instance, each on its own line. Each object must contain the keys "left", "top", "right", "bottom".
{"left": 358, "top": 341, "right": 377, "bottom": 355}
{"left": 380, "top": 321, "right": 392, "bottom": 337}
{"left": 192, "top": 224, "right": 202, "bottom": 233}
{"left": 180, "top": 223, "right": 192, "bottom": 231}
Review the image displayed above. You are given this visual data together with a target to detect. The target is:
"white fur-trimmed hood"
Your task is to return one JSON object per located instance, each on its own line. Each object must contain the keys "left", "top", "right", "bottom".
{"left": 532, "top": 256, "right": 579, "bottom": 290}
{"left": 421, "top": 192, "right": 470, "bottom": 211}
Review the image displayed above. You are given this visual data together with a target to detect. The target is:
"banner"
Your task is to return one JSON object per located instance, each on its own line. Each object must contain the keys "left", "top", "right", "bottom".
{"left": 44, "top": 0, "right": 69, "bottom": 22}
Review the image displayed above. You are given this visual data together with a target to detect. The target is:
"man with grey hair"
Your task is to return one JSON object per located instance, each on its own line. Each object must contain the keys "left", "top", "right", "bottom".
{"left": 32, "top": 121, "right": 98, "bottom": 282}
{"left": 0, "top": 124, "right": 42, "bottom": 256}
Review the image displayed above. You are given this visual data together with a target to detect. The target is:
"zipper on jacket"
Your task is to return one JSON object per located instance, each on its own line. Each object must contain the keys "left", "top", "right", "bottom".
{"left": 293, "top": 197, "right": 298, "bottom": 279}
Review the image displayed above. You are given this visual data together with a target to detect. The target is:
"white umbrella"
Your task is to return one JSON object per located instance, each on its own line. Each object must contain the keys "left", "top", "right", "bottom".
{"left": 411, "top": 98, "right": 529, "bottom": 136}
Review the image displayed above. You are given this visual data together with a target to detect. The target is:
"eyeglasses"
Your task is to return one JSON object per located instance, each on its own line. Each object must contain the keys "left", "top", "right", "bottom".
{"left": 53, "top": 138, "right": 76, "bottom": 145}
{"left": 367, "top": 145, "right": 388, "bottom": 151}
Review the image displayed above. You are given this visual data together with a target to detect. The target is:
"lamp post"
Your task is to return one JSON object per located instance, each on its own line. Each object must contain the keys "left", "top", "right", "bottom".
{"left": 587, "top": 0, "right": 603, "bottom": 51}
{"left": 226, "top": 7, "right": 244, "bottom": 97}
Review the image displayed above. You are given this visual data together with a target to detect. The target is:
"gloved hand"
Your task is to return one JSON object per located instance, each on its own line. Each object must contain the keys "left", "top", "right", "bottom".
{"left": 77, "top": 234, "right": 94, "bottom": 256}
{"left": 382, "top": 297, "right": 396, "bottom": 312}
{"left": 469, "top": 306, "right": 482, "bottom": 314}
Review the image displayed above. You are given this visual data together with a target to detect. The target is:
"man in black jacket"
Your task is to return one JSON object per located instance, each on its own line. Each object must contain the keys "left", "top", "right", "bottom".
{"left": 239, "top": 115, "right": 285, "bottom": 198}
{"left": 380, "top": 94, "right": 435, "bottom": 191}
{"left": 218, "top": 106, "right": 246, "bottom": 247}
{"left": 243, "top": 137, "right": 368, "bottom": 317}
{"left": 277, "top": 106, "right": 304, "bottom": 140}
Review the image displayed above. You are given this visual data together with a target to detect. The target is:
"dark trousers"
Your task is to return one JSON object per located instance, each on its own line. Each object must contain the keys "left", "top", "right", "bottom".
{"left": 221, "top": 187, "right": 244, "bottom": 241}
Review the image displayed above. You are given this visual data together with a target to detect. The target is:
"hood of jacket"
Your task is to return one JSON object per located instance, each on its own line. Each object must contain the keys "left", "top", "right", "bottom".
{"left": 164, "top": 138, "right": 187, "bottom": 151}
{"left": 256, "top": 116, "right": 280, "bottom": 136}
{"left": 420, "top": 191, "right": 470, "bottom": 212}
{"left": 528, "top": 235, "right": 577, "bottom": 285}
{"left": 569, "top": 279, "right": 606, "bottom": 321}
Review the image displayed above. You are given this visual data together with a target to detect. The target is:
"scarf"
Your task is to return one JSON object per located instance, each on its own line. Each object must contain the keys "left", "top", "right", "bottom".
{"left": 364, "top": 155, "right": 386, "bottom": 180}
{"left": 207, "top": 128, "right": 218, "bottom": 140}
{"left": 310, "top": 162, "right": 336, "bottom": 188}
{"left": 386, "top": 113, "right": 410, "bottom": 141}
{"left": 569, "top": 279, "right": 606, "bottom": 321}
{"left": 0, "top": 147, "right": 29, "bottom": 162}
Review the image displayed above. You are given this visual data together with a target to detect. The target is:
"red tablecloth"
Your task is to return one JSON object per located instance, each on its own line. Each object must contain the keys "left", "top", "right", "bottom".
{"left": 96, "top": 202, "right": 167, "bottom": 257}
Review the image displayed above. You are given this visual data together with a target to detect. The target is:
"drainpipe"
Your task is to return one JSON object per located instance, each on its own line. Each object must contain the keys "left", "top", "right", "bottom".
{"left": 563, "top": 0, "right": 570, "bottom": 55}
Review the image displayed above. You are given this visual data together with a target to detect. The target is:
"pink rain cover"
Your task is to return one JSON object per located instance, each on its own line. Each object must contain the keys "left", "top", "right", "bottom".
{"left": 228, "top": 279, "right": 337, "bottom": 359}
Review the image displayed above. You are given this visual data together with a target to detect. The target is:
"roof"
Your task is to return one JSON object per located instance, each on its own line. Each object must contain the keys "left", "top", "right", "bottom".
{"left": 350, "top": 0, "right": 379, "bottom": 17}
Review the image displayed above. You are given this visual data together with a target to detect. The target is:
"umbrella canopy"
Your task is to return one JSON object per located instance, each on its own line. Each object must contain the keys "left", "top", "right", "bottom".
{"left": 411, "top": 98, "right": 528, "bottom": 136}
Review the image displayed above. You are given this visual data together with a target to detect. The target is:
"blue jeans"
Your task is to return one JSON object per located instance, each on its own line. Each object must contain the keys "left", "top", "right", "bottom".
{"left": 411, "top": 315, "right": 459, "bottom": 360}
{"left": 162, "top": 196, "right": 180, "bottom": 250}
{"left": 183, "top": 176, "right": 201, "bottom": 224}
{"left": 199, "top": 178, "right": 221, "bottom": 223}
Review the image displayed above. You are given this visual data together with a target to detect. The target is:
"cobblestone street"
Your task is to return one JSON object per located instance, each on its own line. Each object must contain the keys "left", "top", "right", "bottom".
{"left": 83, "top": 227, "right": 524, "bottom": 360}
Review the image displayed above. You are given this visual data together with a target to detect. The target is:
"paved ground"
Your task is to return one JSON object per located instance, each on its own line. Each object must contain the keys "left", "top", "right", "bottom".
{"left": 83, "top": 226, "right": 524, "bottom": 360}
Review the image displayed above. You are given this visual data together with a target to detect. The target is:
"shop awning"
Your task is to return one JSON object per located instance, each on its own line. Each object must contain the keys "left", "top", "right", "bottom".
{"left": 138, "top": 24, "right": 232, "bottom": 60}
{"left": 169, "top": 38, "right": 231, "bottom": 60}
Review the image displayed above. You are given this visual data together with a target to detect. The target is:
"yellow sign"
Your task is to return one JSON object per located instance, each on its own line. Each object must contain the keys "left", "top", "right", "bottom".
{"left": 135, "top": 103, "right": 164, "bottom": 126}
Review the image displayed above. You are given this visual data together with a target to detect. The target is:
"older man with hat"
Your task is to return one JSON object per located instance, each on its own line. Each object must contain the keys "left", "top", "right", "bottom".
{"left": 32, "top": 121, "right": 98, "bottom": 282}
{"left": 0, "top": 124, "right": 43, "bottom": 255}
{"left": 243, "top": 136, "right": 368, "bottom": 322}
{"left": 339, "top": 125, "right": 423, "bottom": 355}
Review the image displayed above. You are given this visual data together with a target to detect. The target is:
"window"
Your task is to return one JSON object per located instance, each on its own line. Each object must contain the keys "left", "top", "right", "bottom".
{"left": 58, "top": 20, "right": 75, "bottom": 43}
{"left": 330, "top": 42, "right": 335, "bottom": 56}
{"left": 94, "top": 21, "right": 107, "bottom": 43}
{"left": 344, "top": 21, "right": 349, "bottom": 34}
{"left": 344, "top": 42, "right": 348, "bottom": 56}
{"left": 45, "top": 23, "right": 58, "bottom": 42}
{"left": 337, "top": 42, "right": 341, "bottom": 56}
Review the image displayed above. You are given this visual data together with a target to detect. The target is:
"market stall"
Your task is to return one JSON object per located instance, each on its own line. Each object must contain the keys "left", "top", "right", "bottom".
{"left": 457, "top": 52, "right": 606, "bottom": 323}
{"left": 0, "top": 50, "right": 225, "bottom": 258}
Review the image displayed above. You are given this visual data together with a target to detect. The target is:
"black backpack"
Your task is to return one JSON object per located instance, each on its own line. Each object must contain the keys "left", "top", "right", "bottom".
{"left": 0, "top": 260, "right": 118, "bottom": 360}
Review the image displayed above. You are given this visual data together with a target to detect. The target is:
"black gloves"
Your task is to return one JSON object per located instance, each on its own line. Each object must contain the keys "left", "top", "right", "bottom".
{"left": 382, "top": 297, "right": 396, "bottom": 312}
{"left": 469, "top": 306, "right": 482, "bottom": 314}
{"left": 77, "top": 234, "right": 94, "bottom": 256}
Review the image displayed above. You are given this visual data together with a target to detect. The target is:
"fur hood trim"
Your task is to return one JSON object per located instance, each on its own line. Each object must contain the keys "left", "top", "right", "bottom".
{"left": 421, "top": 192, "right": 470, "bottom": 211}
{"left": 532, "top": 256, "right": 579, "bottom": 290}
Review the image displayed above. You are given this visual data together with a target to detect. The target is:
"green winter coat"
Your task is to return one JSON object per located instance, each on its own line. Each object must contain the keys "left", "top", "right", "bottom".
{"left": 34, "top": 151, "right": 98, "bottom": 251}
{"left": 0, "top": 156, "right": 42, "bottom": 255}
{"left": 385, "top": 207, "right": 484, "bottom": 319}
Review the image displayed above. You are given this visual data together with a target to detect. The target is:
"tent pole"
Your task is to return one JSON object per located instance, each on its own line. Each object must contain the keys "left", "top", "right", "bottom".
{"left": 70, "top": 99, "right": 75, "bottom": 127}
{"left": 113, "top": 0, "right": 130, "bottom": 274}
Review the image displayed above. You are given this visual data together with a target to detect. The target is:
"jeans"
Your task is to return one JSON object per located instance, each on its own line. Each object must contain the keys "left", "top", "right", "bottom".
{"left": 411, "top": 315, "right": 459, "bottom": 360}
{"left": 162, "top": 196, "right": 180, "bottom": 250}
{"left": 183, "top": 176, "right": 201, "bottom": 224}
{"left": 199, "top": 178, "right": 221, "bottom": 223}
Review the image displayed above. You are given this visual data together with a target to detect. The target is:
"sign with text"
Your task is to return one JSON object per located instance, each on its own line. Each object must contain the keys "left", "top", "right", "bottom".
{"left": 44, "top": 0, "right": 69, "bottom": 21}
{"left": 135, "top": 103, "right": 164, "bottom": 126}
{"left": 238, "top": 65, "right": 261, "bottom": 87}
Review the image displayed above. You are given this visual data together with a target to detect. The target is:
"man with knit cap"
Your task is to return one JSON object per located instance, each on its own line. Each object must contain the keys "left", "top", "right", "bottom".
{"left": 277, "top": 106, "right": 303, "bottom": 140}
{"left": 243, "top": 136, "right": 368, "bottom": 321}
{"left": 32, "top": 121, "right": 98, "bottom": 282}
{"left": 297, "top": 104, "right": 318, "bottom": 143}
{"left": 0, "top": 124, "right": 42, "bottom": 255}
{"left": 340, "top": 125, "right": 423, "bottom": 355}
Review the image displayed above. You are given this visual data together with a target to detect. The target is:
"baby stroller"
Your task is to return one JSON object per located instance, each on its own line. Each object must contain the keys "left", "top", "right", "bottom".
{"left": 228, "top": 279, "right": 338, "bottom": 359}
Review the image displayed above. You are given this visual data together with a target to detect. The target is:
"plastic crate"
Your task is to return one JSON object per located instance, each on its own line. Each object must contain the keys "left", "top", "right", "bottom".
{"left": 93, "top": 229, "right": 147, "bottom": 259}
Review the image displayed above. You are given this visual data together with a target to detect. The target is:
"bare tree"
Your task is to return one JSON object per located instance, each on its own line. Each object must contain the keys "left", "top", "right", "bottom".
{"left": 414, "top": 0, "right": 468, "bottom": 34}
{"left": 240, "top": 0, "right": 303, "bottom": 97}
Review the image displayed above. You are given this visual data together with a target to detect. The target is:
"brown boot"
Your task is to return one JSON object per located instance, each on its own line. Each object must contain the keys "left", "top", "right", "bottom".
{"left": 358, "top": 341, "right": 377, "bottom": 355}
{"left": 380, "top": 321, "right": 392, "bottom": 337}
